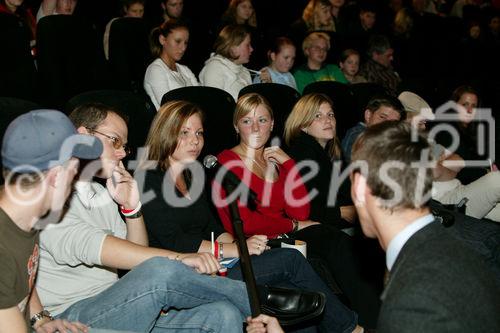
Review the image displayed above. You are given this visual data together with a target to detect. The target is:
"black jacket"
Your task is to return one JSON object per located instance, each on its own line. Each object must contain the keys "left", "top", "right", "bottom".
{"left": 287, "top": 132, "right": 352, "bottom": 229}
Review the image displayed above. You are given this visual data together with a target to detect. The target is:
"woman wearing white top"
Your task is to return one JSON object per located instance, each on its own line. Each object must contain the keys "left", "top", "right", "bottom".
{"left": 144, "top": 19, "right": 199, "bottom": 110}
{"left": 199, "top": 24, "right": 258, "bottom": 101}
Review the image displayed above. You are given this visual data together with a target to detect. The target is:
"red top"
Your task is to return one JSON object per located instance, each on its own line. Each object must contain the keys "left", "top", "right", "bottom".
{"left": 213, "top": 149, "right": 310, "bottom": 239}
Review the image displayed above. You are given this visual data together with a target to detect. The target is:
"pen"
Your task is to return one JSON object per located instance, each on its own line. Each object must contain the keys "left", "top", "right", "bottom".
{"left": 211, "top": 232, "right": 214, "bottom": 257}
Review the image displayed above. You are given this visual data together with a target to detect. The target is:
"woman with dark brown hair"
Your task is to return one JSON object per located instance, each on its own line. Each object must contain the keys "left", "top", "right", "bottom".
{"left": 144, "top": 19, "right": 199, "bottom": 110}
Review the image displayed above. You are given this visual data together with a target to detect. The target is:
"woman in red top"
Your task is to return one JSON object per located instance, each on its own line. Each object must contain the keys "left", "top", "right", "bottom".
{"left": 214, "top": 93, "right": 380, "bottom": 329}
{"left": 214, "top": 93, "right": 320, "bottom": 238}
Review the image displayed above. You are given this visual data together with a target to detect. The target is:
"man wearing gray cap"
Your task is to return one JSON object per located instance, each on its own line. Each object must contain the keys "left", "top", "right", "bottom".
{"left": 0, "top": 110, "right": 103, "bottom": 333}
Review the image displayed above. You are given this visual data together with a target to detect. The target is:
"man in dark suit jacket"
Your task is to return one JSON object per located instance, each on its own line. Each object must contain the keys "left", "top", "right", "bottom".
{"left": 350, "top": 121, "right": 500, "bottom": 332}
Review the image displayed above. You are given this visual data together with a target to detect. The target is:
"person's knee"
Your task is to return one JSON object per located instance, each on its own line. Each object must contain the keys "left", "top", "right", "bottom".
{"left": 212, "top": 302, "right": 243, "bottom": 330}
{"left": 135, "top": 256, "right": 185, "bottom": 280}
{"left": 271, "top": 248, "right": 307, "bottom": 268}
{"left": 273, "top": 247, "right": 303, "bottom": 261}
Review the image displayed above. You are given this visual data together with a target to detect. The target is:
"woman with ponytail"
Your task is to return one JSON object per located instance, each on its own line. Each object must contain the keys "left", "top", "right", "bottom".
{"left": 144, "top": 19, "right": 199, "bottom": 110}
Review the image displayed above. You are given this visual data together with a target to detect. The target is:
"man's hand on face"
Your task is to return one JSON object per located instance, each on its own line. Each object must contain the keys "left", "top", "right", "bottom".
{"left": 106, "top": 161, "right": 140, "bottom": 209}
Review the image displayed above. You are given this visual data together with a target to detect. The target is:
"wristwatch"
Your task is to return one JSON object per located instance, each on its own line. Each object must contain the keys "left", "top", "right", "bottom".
{"left": 30, "top": 310, "right": 53, "bottom": 327}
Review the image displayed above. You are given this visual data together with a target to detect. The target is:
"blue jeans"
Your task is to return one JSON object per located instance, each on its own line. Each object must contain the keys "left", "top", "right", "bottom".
{"left": 227, "top": 248, "right": 358, "bottom": 333}
{"left": 57, "top": 257, "right": 250, "bottom": 332}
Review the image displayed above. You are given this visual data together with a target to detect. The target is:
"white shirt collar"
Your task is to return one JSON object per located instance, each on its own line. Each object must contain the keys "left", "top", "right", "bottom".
{"left": 386, "top": 214, "right": 435, "bottom": 271}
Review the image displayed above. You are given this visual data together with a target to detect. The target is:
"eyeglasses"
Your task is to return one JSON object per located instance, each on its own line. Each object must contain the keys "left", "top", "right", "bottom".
{"left": 87, "top": 128, "right": 131, "bottom": 155}
{"left": 310, "top": 46, "right": 328, "bottom": 53}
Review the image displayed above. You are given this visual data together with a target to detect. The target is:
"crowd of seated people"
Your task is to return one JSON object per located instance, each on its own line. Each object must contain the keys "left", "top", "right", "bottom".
{"left": 2, "top": 0, "right": 500, "bottom": 105}
{"left": 1, "top": 0, "right": 500, "bottom": 333}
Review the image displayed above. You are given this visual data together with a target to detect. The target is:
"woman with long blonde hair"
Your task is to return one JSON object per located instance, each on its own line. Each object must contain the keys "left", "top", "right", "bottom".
{"left": 284, "top": 93, "right": 352, "bottom": 226}
{"left": 284, "top": 93, "right": 382, "bottom": 327}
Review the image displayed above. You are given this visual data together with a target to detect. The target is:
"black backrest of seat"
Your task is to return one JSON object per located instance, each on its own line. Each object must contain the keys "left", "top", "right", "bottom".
{"left": 350, "top": 82, "right": 387, "bottom": 118}
{"left": 0, "top": 13, "right": 37, "bottom": 101}
{"left": 238, "top": 83, "right": 300, "bottom": 143}
{"left": 37, "top": 15, "right": 111, "bottom": 108}
{"left": 161, "top": 86, "right": 237, "bottom": 156}
{"left": 303, "top": 81, "right": 355, "bottom": 139}
{"left": 108, "top": 17, "right": 152, "bottom": 93}
{"left": 65, "top": 90, "right": 156, "bottom": 163}
{"left": 0, "top": 97, "right": 40, "bottom": 184}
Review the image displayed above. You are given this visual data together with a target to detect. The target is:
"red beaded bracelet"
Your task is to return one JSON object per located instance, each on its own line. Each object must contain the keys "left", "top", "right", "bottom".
{"left": 120, "top": 202, "right": 142, "bottom": 217}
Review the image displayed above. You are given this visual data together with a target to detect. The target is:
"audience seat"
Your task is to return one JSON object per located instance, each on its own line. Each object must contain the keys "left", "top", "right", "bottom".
{"left": 108, "top": 17, "right": 152, "bottom": 93}
{"left": 303, "top": 81, "right": 356, "bottom": 139}
{"left": 0, "top": 13, "right": 37, "bottom": 102}
{"left": 161, "top": 86, "right": 237, "bottom": 157}
{"left": 238, "top": 83, "right": 300, "bottom": 144}
{"left": 66, "top": 90, "right": 156, "bottom": 163}
{"left": 350, "top": 82, "right": 387, "bottom": 121}
{"left": 37, "top": 15, "right": 112, "bottom": 109}
{"left": 0, "top": 97, "right": 40, "bottom": 184}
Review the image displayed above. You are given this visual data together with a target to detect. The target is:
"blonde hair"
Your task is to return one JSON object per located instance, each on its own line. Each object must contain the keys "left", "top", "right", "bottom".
{"left": 143, "top": 100, "right": 203, "bottom": 171}
{"left": 222, "top": 0, "right": 257, "bottom": 27}
{"left": 393, "top": 8, "right": 413, "bottom": 37}
{"left": 214, "top": 24, "right": 251, "bottom": 60}
{"left": 284, "top": 93, "right": 341, "bottom": 158}
{"left": 302, "top": 0, "right": 335, "bottom": 31}
{"left": 233, "top": 93, "right": 273, "bottom": 127}
{"left": 302, "top": 31, "right": 331, "bottom": 56}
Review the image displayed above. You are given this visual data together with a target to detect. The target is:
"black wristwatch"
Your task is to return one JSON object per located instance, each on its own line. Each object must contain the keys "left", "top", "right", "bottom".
{"left": 30, "top": 310, "right": 53, "bottom": 327}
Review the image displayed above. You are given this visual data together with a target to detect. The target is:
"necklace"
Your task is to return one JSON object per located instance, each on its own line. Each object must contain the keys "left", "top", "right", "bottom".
{"left": 233, "top": 148, "right": 277, "bottom": 181}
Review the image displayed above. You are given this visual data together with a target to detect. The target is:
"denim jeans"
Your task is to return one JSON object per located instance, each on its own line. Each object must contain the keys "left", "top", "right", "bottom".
{"left": 227, "top": 248, "right": 358, "bottom": 333}
{"left": 57, "top": 257, "right": 250, "bottom": 332}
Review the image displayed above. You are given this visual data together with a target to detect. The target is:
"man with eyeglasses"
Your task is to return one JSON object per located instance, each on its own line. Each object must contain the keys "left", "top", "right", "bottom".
{"left": 293, "top": 31, "right": 348, "bottom": 94}
{"left": 34, "top": 103, "right": 250, "bottom": 332}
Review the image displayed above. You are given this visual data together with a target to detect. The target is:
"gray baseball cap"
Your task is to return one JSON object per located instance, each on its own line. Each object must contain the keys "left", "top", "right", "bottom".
{"left": 2, "top": 109, "right": 103, "bottom": 173}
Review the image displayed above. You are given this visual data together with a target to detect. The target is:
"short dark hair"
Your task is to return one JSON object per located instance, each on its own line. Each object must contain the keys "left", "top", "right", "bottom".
{"left": 69, "top": 103, "right": 128, "bottom": 130}
{"left": 122, "top": 0, "right": 144, "bottom": 9}
{"left": 352, "top": 121, "right": 433, "bottom": 210}
{"left": 451, "top": 85, "right": 480, "bottom": 105}
{"left": 2, "top": 169, "right": 45, "bottom": 188}
{"left": 367, "top": 34, "right": 391, "bottom": 57}
{"left": 366, "top": 95, "right": 406, "bottom": 120}
{"left": 340, "top": 48, "right": 360, "bottom": 63}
